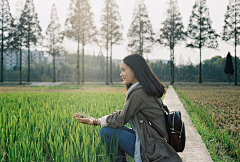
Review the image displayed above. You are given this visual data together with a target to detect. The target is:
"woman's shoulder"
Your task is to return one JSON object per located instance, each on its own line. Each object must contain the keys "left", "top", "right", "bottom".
{"left": 131, "top": 84, "right": 144, "bottom": 92}
{"left": 128, "top": 85, "right": 147, "bottom": 98}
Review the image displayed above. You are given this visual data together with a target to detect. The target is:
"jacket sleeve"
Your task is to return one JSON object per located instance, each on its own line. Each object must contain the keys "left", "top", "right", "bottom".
{"left": 105, "top": 92, "right": 146, "bottom": 128}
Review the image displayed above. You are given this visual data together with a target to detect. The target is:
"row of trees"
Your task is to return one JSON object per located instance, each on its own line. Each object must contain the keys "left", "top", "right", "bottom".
{"left": 1, "top": 0, "right": 239, "bottom": 85}
{"left": 1, "top": 0, "right": 42, "bottom": 84}
{"left": 0, "top": 0, "right": 123, "bottom": 85}
{"left": 4, "top": 54, "right": 122, "bottom": 82}
{"left": 3, "top": 54, "right": 240, "bottom": 83}
{"left": 127, "top": 0, "right": 239, "bottom": 85}
{"left": 64, "top": 0, "right": 124, "bottom": 85}
{"left": 152, "top": 55, "right": 240, "bottom": 83}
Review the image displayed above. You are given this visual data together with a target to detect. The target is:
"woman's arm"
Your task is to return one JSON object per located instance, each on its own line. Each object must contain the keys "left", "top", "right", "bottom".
{"left": 73, "top": 89, "right": 145, "bottom": 127}
{"left": 105, "top": 92, "right": 145, "bottom": 128}
{"left": 74, "top": 113, "right": 101, "bottom": 126}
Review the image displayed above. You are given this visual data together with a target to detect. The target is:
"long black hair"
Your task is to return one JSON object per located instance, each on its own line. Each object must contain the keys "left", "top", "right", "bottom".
{"left": 123, "top": 54, "right": 166, "bottom": 98}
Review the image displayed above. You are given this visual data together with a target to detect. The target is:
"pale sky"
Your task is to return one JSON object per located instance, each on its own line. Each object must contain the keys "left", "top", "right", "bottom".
{"left": 8, "top": 0, "right": 234, "bottom": 65}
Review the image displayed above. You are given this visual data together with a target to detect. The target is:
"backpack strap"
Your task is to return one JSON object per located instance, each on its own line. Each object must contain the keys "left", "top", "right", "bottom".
{"left": 154, "top": 97, "right": 170, "bottom": 114}
{"left": 140, "top": 110, "right": 168, "bottom": 142}
{"left": 154, "top": 97, "right": 171, "bottom": 140}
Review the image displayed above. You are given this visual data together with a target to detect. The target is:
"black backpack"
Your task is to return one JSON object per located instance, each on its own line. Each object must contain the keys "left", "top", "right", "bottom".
{"left": 141, "top": 98, "right": 186, "bottom": 152}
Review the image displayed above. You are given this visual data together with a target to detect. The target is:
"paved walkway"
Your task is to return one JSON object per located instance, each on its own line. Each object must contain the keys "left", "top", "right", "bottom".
{"left": 30, "top": 82, "right": 64, "bottom": 86}
{"left": 163, "top": 85, "right": 213, "bottom": 162}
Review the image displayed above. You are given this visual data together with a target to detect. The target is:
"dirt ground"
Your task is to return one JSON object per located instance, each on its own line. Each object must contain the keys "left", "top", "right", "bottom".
{"left": 0, "top": 85, "right": 127, "bottom": 93}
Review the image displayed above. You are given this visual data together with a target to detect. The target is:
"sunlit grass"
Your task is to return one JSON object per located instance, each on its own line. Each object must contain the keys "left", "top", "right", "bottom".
{"left": 0, "top": 91, "right": 128, "bottom": 161}
{"left": 0, "top": 84, "right": 168, "bottom": 161}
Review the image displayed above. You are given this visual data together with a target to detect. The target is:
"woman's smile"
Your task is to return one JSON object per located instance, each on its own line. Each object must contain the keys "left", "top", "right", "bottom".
{"left": 120, "top": 61, "right": 138, "bottom": 85}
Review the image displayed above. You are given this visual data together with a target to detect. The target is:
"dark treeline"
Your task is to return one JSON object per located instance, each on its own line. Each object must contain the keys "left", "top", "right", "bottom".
{"left": 4, "top": 55, "right": 240, "bottom": 83}
{"left": 4, "top": 54, "right": 121, "bottom": 82}
{"left": 150, "top": 56, "right": 240, "bottom": 82}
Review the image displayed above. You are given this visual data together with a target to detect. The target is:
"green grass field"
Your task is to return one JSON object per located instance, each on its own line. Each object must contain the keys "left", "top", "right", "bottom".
{"left": 1, "top": 84, "right": 239, "bottom": 162}
{"left": 0, "top": 86, "right": 134, "bottom": 161}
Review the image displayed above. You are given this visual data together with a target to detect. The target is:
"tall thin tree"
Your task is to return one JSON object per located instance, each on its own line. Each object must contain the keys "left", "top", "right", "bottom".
{"left": 9, "top": 0, "right": 24, "bottom": 84}
{"left": 0, "top": 0, "right": 14, "bottom": 82}
{"left": 45, "top": 3, "right": 64, "bottom": 82}
{"left": 65, "top": 0, "right": 97, "bottom": 84}
{"left": 158, "top": 0, "right": 185, "bottom": 85}
{"left": 186, "top": 0, "right": 218, "bottom": 83}
{"left": 100, "top": 0, "right": 110, "bottom": 85}
{"left": 127, "top": 0, "right": 155, "bottom": 56}
{"left": 8, "top": 17, "right": 23, "bottom": 84}
{"left": 100, "top": 0, "right": 123, "bottom": 84}
{"left": 109, "top": 0, "right": 123, "bottom": 83}
{"left": 222, "top": 0, "right": 240, "bottom": 85}
{"left": 19, "top": 0, "right": 42, "bottom": 82}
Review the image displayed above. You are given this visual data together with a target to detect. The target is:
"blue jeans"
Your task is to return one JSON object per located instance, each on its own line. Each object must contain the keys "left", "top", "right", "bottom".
{"left": 100, "top": 126, "right": 135, "bottom": 160}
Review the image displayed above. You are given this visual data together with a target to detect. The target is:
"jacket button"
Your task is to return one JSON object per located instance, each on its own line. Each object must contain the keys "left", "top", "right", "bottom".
{"left": 139, "top": 120, "right": 143, "bottom": 123}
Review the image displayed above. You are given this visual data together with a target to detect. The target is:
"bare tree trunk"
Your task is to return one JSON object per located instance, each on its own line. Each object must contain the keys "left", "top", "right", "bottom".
{"left": 1, "top": 17, "right": 4, "bottom": 83}
{"left": 234, "top": 43, "right": 237, "bottom": 85}
{"left": 139, "top": 0, "right": 143, "bottom": 56}
{"left": 0, "top": 41, "right": 3, "bottom": 83}
{"left": 106, "top": 0, "right": 109, "bottom": 85}
{"left": 234, "top": 0, "right": 238, "bottom": 85}
{"left": 27, "top": 47, "right": 30, "bottom": 82}
{"left": 19, "top": 47, "right": 22, "bottom": 85}
{"left": 199, "top": 47, "right": 202, "bottom": 83}
{"left": 170, "top": 48, "right": 174, "bottom": 85}
{"left": 110, "top": 43, "right": 113, "bottom": 83}
{"left": 53, "top": 55, "right": 56, "bottom": 82}
{"left": 199, "top": 0, "right": 203, "bottom": 84}
{"left": 106, "top": 47, "right": 109, "bottom": 85}
{"left": 81, "top": 46, "right": 84, "bottom": 84}
{"left": 170, "top": 0, "right": 175, "bottom": 85}
{"left": 77, "top": 39, "right": 80, "bottom": 85}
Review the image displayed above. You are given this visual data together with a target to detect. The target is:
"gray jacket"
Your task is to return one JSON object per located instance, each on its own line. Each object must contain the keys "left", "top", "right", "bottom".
{"left": 106, "top": 85, "right": 182, "bottom": 162}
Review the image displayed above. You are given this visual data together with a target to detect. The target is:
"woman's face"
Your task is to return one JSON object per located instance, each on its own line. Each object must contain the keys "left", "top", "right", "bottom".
{"left": 120, "top": 61, "right": 138, "bottom": 85}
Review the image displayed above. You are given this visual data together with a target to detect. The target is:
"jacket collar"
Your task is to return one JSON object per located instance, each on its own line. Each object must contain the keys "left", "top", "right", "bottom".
{"left": 126, "top": 84, "right": 143, "bottom": 99}
{"left": 126, "top": 82, "right": 140, "bottom": 95}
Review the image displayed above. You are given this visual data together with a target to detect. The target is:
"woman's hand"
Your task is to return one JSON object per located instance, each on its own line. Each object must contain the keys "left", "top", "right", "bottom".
{"left": 74, "top": 113, "right": 95, "bottom": 125}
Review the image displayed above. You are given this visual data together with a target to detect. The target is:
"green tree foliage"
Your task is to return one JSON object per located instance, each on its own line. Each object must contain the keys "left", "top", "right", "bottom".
{"left": 0, "top": 0, "right": 14, "bottom": 82}
{"left": 224, "top": 52, "right": 234, "bottom": 83}
{"left": 158, "top": 0, "right": 185, "bottom": 85}
{"left": 8, "top": 0, "right": 25, "bottom": 84}
{"left": 3, "top": 55, "right": 240, "bottom": 83}
{"left": 45, "top": 3, "right": 64, "bottom": 82}
{"left": 149, "top": 61, "right": 170, "bottom": 81}
{"left": 19, "top": 0, "right": 42, "bottom": 82}
{"left": 100, "top": 0, "right": 123, "bottom": 84}
{"left": 127, "top": 0, "right": 155, "bottom": 56}
{"left": 202, "top": 56, "right": 225, "bottom": 81}
{"left": 222, "top": 0, "right": 240, "bottom": 85}
{"left": 151, "top": 56, "right": 240, "bottom": 83}
{"left": 4, "top": 62, "right": 47, "bottom": 82}
{"left": 65, "top": 0, "right": 97, "bottom": 84}
{"left": 9, "top": 19, "right": 23, "bottom": 84}
{"left": 186, "top": 0, "right": 218, "bottom": 83}
{"left": 4, "top": 55, "right": 119, "bottom": 82}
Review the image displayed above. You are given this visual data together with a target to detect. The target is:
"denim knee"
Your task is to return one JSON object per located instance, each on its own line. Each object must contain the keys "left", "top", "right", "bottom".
{"left": 100, "top": 127, "right": 107, "bottom": 136}
{"left": 100, "top": 127, "right": 109, "bottom": 142}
